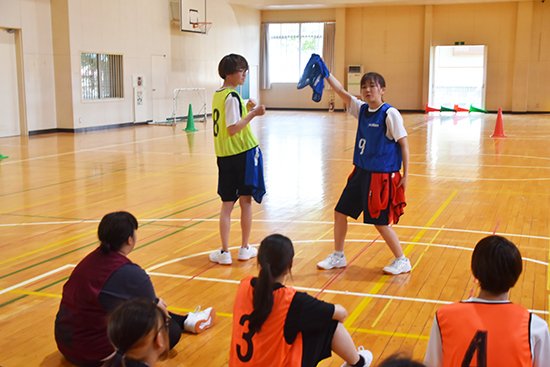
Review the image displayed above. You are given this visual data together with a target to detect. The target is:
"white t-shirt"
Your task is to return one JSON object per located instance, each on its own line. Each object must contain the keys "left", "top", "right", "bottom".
{"left": 424, "top": 297, "right": 550, "bottom": 367}
{"left": 348, "top": 96, "right": 407, "bottom": 142}
{"left": 224, "top": 92, "right": 241, "bottom": 127}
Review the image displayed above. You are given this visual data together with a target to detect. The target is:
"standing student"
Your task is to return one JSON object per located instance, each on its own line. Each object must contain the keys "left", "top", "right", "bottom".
{"left": 424, "top": 235, "right": 550, "bottom": 367}
{"left": 316, "top": 70, "right": 411, "bottom": 275}
{"left": 210, "top": 53, "right": 266, "bottom": 265}
{"left": 102, "top": 298, "right": 171, "bottom": 367}
{"left": 230, "top": 234, "right": 373, "bottom": 367}
{"left": 54, "top": 211, "right": 215, "bottom": 366}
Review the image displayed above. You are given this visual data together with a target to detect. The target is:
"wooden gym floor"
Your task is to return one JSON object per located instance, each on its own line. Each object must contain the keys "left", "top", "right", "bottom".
{"left": 0, "top": 110, "right": 549, "bottom": 366}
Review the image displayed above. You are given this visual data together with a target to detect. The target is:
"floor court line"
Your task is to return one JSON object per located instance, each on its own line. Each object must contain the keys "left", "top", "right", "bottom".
{"left": 3, "top": 218, "right": 547, "bottom": 241}
{"left": 0, "top": 264, "right": 74, "bottom": 296}
{"left": 344, "top": 190, "right": 457, "bottom": 330}
{"left": 2, "top": 265, "right": 548, "bottom": 316}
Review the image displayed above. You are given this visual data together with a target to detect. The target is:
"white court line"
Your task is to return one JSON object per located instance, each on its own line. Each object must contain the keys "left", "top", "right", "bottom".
{"left": 1, "top": 135, "right": 176, "bottom": 165}
{"left": 147, "top": 271, "right": 548, "bottom": 316}
{"left": 3, "top": 250, "right": 547, "bottom": 318}
{"left": 145, "top": 241, "right": 547, "bottom": 272}
{"left": 0, "top": 264, "right": 75, "bottom": 296}
{"left": 2, "top": 218, "right": 549, "bottom": 242}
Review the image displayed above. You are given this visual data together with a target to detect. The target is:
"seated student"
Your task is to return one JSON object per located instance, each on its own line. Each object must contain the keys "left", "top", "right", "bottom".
{"left": 424, "top": 235, "right": 550, "bottom": 367}
{"left": 102, "top": 298, "right": 171, "bottom": 367}
{"left": 230, "top": 234, "right": 373, "bottom": 367}
{"left": 54, "top": 211, "right": 215, "bottom": 366}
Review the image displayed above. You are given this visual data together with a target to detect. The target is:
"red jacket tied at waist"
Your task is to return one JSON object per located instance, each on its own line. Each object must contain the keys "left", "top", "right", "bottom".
{"left": 368, "top": 172, "right": 406, "bottom": 224}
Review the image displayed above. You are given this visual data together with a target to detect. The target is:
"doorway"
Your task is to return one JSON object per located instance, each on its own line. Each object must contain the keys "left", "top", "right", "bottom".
{"left": 429, "top": 45, "right": 487, "bottom": 109}
{"left": 0, "top": 29, "right": 21, "bottom": 137}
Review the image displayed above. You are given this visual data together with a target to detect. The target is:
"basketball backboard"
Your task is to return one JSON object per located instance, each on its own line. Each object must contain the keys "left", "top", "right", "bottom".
{"left": 180, "top": 0, "right": 207, "bottom": 34}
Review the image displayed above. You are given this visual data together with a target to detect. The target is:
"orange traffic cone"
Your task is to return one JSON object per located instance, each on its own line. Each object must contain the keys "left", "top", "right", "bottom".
{"left": 491, "top": 108, "right": 506, "bottom": 138}
{"left": 425, "top": 104, "right": 440, "bottom": 113}
{"left": 454, "top": 104, "right": 469, "bottom": 112}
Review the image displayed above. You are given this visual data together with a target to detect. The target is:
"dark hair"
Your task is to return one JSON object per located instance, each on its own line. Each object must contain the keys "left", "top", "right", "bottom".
{"left": 471, "top": 235, "right": 523, "bottom": 294}
{"left": 379, "top": 354, "right": 426, "bottom": 367}
{"left": 98, "top": 211, "right": 138, "bottom": 254}
{"left": 248, "top": 234, "right": 294, "bottom": 334}
{"left": 360, "top": 72, "right": 386, "bottom": 89}
{"left": 218, "top": 54, "right": 248, "bottom": 79}
{"left": 103, "top": 298, "right": 167, "bottom": 367}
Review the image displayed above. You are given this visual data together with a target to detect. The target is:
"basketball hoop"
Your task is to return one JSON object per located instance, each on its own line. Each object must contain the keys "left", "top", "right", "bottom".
{"left": 191, "top": 21, "right": 212, "bottom": 34}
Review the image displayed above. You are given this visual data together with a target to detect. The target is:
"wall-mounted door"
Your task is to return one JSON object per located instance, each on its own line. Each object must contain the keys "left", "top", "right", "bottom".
{"left": 429, "top": 45, "right": 487, "bottom": 109}
{"left": 0, "top": 29, "right": 20, "bottom": 137}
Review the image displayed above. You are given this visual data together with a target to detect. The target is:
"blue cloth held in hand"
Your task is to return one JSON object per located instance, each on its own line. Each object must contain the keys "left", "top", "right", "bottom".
{"left": 244, "top": 147, "right": 266, "bottom": 204}
{"left": 297, "top": 54, "right": 330, "bottom": 102}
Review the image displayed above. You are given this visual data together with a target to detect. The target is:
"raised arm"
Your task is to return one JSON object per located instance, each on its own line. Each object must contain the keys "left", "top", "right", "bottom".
{"left": 326, "top": 74, "right": 353, "bottom": 106}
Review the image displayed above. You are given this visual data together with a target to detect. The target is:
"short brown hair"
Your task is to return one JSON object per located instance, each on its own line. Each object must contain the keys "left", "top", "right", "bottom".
{"left": 218, "top": 54, "right": 248, "bottom": 79}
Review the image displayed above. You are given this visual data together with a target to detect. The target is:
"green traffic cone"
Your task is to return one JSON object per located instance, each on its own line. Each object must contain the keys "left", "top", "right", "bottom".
{"left": 0, "top": 154, "right": 8, "bottom": 160}
{"left": 469, "top": 105, "right": 488, "bottom": 113}
{"left": 184, "top": 103, "right": 198, "bottom": 132}
{"left": 440, "top": 105, "right": 455, "bottom": 112}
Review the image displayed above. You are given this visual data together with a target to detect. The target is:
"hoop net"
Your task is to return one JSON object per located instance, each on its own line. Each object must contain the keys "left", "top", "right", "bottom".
{"left": 191, "top": 21, "right": 212, "bottom": 34}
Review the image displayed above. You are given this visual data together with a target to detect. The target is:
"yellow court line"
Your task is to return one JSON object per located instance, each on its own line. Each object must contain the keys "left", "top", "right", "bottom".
{"left": 173, "top": 207, "right": 267, "bottom": 255}
{"left": 352, "top": 327, "right": 429, "bottom": 340}
{"left": 143, "top": 255, "right": 168, "bottom": 269}
{"left": 371, "top": 299, "right": 393, "bottom": 328}
{"left": 317, "top": 227, "right": 334, "bottom": 242}
{"left": 0, "top": 193, "right": 212, "bottom": 268}
{"left": 344, "top": 280, "right": 386, "bottom": 328}
{"left": 174, "top": 231, "right": 219, "bottom": 255}
{"left": 410, "top": 190, "right": 458, "bottom": 244}
{"left": 411, "top": 226, "right": 444, "bottom": 272}
{"left": 344, "top": 190, "right": 458, "bottom": 331}
{"left": 7, "top": 290, "right": 428, "bottom": 340}
{"left": 10, "top": 289, "right": 62, "bottom": 299}
{"left": 0, "top": 229, "right": 96, "bottom": 267}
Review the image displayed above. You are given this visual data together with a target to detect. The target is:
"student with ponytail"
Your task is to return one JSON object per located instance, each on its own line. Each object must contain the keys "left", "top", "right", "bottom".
{"left": 55, "top": 211, "right": 215, "bottom": 366}
{"left": 230, "top": 234, "right": 373, "bottom": 367}
{"left": 102, "top": 298, "right": 171, "bottom": 367}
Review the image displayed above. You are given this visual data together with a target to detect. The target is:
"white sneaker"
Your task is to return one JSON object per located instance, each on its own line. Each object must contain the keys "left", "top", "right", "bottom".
{"left": 317, "top": 252, "right": 347, "bottom": 270}
{"left": 383, "top": 257, "right": 411, "bottom": 275}
{"left": 209, "top": 250, "right": 232, "bottom": 265}
{"left": 237, "top": 245, "right": 258, "bottom": 261}
{"left": 340, "top": 346, "right": 373, "bottom": 367}
{"left": 184, "top": 306, "right": 215, "bottom": 334}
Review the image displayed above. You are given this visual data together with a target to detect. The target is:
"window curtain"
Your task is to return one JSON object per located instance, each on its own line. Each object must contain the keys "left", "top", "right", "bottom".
{"left": 260, "top": 23, "right": 270, "bottom": 90}
{"left": 323, "top": 22, "right": 335, "bottom": 73}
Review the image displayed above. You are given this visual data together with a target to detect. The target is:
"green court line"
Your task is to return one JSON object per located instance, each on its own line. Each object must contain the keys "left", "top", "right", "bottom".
{"left": 0, "top": 197, "right": 219, "bottom": 280}
{"left": 0, "top": 276, "right": 69, "bottom": 308}
{"left": 0, "top": 210, "right": 219, "bottom": 308}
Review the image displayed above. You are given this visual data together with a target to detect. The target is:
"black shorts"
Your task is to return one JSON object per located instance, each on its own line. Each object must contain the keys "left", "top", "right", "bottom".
{"left": 301, "top": 319, "right": 339, "bottom": 367}
{"left": 335, "top": 167, "right": 392, "bottom": 225}
{"left": 217, "top": 149, "right": 254, "bottom": 202}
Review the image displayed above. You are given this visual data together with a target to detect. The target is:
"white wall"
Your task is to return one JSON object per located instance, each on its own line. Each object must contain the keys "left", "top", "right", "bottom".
{"left": 66, "top": 0, "right": 260, "bottom": 129}
{"left": 0, "top": 0, "right": 260, "bottom": 132}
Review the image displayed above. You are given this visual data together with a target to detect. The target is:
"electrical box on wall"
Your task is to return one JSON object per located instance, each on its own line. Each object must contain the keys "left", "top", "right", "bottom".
{"left": 347, "top": 65, "right": 362, "bottom": 96}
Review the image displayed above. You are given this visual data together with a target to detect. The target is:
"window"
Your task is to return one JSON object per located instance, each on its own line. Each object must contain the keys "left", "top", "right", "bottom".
{"left": 81, "top": 53, "right": 124, "bottom": 100}
{"left": 268, "top": 22, "right": 324, "bottom": 83}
